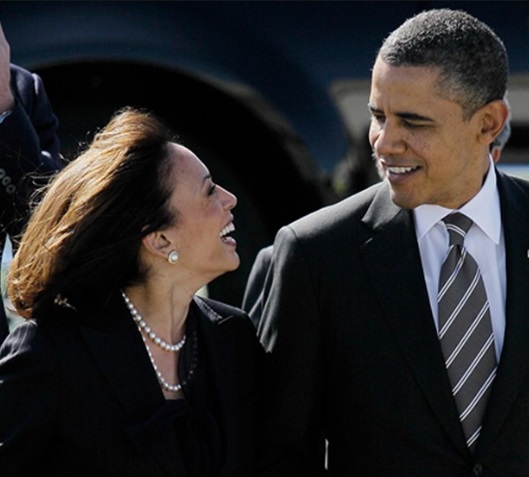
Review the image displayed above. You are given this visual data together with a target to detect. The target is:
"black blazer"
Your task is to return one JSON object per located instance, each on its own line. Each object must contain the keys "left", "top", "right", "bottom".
{"left": 0, "top": 292, "right": 263, "bottom": 476}
{"left": 0, "top": 64, "right": 62, "bottom": 342}
{"left": 241, "top": 244, "right": 273, "bottom": 327}
{"left": 257, "top": 169, "right": 529, "bottom": 476}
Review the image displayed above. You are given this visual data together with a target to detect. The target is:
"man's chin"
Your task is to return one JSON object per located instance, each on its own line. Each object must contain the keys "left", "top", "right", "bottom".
{"left": 389, "top": 188, "right": 417, "bottom": 210}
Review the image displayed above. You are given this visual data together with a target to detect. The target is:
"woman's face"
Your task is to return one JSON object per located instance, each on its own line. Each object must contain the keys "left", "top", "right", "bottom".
{"left": 161, "top": 143, "right": 239, "bottom": 285}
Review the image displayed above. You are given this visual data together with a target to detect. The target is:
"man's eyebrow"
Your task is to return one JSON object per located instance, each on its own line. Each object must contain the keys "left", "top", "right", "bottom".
{"left": 368, "top": 104, "right": 434, "bottom": 122}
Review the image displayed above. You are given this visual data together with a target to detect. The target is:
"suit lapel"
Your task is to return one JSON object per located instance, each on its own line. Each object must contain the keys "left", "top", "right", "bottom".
{"left": 478, "top": 171, "right": 529, "bottom": 453}
{"left": 78, "top": 294, "right": 179, "bottom": 475}
{"left": 78, "top": 293, "right": 163, "bottom": 416}
{"left": 360, "top": 185, "right": 468, "bottom": 455}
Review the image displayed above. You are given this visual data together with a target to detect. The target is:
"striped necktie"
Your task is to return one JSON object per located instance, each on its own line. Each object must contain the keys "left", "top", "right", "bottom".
{"left": 438, "top": 212, "right": 497, "bottom": 452}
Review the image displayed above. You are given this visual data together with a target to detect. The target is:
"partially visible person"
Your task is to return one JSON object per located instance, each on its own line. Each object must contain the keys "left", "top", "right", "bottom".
{"left": 491, "top": 98, "right": 511, "bottom": 163}
{"left": 241, "top": 244, "right": 273, "bottom": 327}
{"left": 0, "top": 107, "right": 263, "bottom": 476}
{"left": 0, "top": 22, "right": 63, "bottom": 342}
{"left": 255, "top": 9, "right": 529, "bottom": 476}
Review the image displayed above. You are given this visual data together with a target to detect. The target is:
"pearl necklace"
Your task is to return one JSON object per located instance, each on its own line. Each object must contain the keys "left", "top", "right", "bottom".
{"left": 121, "top": 291, "right": 186, "bottom": 393}
{"left": 121, "top": 291, "right": 186, "bottom": 352}
{"left": 140, "top": 334, "right": 183, "bottom": 393}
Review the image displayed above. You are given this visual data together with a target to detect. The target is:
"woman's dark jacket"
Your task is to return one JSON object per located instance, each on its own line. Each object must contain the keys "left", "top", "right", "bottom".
{"left": 0, "top": 292, "right": 264, "bottom": 476}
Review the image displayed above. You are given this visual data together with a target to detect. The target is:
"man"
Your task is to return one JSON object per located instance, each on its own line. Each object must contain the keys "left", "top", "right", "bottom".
{"left": 241, "top": 244, "right": 273, "bottom": 327}
{"left": 0, "top": 23, "right": 62, "bottom": 342}
{"left": 255, "top": 9, "right": 528, "bottom": 475}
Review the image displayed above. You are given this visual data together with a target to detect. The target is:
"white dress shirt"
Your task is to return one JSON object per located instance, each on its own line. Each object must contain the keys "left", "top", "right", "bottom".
{"left": 413, "top": 158, "right": 505, "bottom": 360}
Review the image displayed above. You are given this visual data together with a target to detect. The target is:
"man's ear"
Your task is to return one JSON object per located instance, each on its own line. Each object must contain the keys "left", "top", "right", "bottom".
{"left": 141, "top": 231, "right": 172, "bottom": 260}
{"left": 478, "top": 99, "right": 510, "bottom": 147}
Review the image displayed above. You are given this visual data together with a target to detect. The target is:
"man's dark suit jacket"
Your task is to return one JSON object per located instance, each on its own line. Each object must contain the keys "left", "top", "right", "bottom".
{"left": 242, "top": 244, "right": 273, "bottom": 327}
{"left": 0, "top": 64, "right": 62, "bottom": 342}
{"left": 0, "top": 292, "right": 263, "bottom": 476}
{"left": 257, "top": 168, "right": 529, "bottom": 476}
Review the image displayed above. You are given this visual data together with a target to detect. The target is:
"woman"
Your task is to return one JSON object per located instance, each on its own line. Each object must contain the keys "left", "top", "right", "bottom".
{"left": 0, "top": 107, "right": 263, "bottom": 476}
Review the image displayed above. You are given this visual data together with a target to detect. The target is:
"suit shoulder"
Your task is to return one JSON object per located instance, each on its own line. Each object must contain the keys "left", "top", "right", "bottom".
{"left": 501, "top": 170, "right": 529, "bottom": 190}
{"left": 192, "top": 297, "right": 260, "bottom": 353}
{"left": 287, "top": 182, "right": 383, "bottom": 236}
{"left": 10, "top": 64, "right": 37, "bottom": 92}
{"left": 0, "top": 319, "right": 57, "bottom": 363}
{"left": 193, "top": 296, "right": 250, "bottom": 324}
{"left": 10, "top": 64, "right": 33, "bottom": 79}
{"left": 497, "top": 168, "right": 529, "bottom": 204}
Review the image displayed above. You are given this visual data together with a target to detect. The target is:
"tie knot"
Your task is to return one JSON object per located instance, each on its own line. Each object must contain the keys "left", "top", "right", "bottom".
{"left": 443, "top": 212, "right": 473, "bottom": 246}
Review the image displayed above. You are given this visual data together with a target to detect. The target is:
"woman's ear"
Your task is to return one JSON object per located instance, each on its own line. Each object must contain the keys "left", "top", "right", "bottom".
{"left": 478, "top": 99, "right": 510, "bottom": 147}
{"left": 141, "top": 231, "right": 173, "bottom": 260}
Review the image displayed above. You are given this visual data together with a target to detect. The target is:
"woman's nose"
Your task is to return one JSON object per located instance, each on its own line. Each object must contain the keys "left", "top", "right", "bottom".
{"left": 221, "top": 186, "right": 237, "bottom": 209}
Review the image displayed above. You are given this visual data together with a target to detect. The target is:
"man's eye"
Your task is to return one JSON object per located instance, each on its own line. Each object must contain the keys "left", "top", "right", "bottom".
{"left": 208, "top": 184, "right": 217, "bottom": 196}
{"left": 403, "top": 120, "right": 425, "bottom": 129}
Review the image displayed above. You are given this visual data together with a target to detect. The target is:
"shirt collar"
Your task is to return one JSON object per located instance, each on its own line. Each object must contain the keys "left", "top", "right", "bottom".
{"left": 413, "top": 156, "right": 501, "bottom": 244}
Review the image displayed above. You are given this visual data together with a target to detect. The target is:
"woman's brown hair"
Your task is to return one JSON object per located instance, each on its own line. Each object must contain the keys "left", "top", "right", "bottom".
{"left": 8, "top": 107, "right": 177, "bottom": 318}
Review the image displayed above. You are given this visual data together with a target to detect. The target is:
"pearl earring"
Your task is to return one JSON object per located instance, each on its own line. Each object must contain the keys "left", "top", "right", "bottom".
{"left": 167, "top": 250, "right": 179, "bottom": 264}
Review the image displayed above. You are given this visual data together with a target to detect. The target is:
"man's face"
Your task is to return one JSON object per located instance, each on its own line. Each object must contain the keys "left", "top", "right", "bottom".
{"left": 368, "top": 57, "right": 490, "bottom": 210}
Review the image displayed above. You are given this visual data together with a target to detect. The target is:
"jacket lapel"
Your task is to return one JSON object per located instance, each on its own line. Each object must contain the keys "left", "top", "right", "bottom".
{"left": 360, "top": 184, "right": 468, "bottom": 455}
{"left": 77, "top": 293, "right": 179, "bottom": 475}
{"left": 78, "top": 293, "right": 163, "bottom": 415}
{"left": 477, "top": 171, "right": 529, "bottom": 453}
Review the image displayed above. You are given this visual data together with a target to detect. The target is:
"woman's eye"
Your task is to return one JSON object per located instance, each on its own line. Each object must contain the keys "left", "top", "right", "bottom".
{"left": 208, "top": 183, "right": 217, "bottom": 196}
